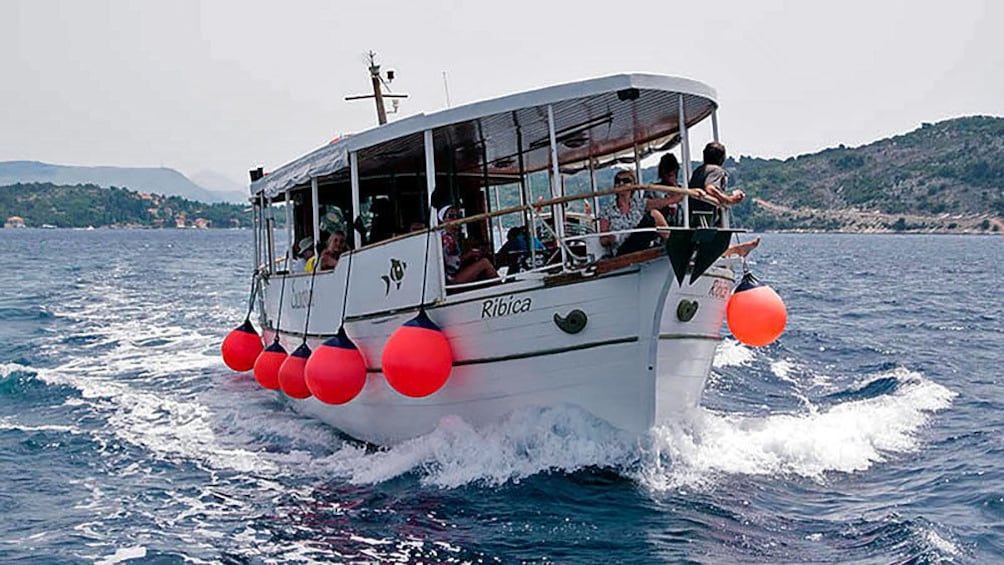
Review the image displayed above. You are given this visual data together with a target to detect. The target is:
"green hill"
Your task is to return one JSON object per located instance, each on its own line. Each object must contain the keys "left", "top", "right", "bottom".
{"left": 0, "top": 183, "right": 249, "bottom": 228}
{"left": 728, "top": 116, "right": 1004, "bottom": 232}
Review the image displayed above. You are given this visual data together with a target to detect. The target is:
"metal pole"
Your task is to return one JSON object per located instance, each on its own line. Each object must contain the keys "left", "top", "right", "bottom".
{"left": 265, "top": 197, "right": 275, "bottom": 273}
{"left": 546, "top": 104, "right": 568, "bottom": 268}
{"left": 588, "top": 157, "right": 599, "bottom": 220}
{"left": 350, "top": 151, "right": 362, "bottom": 248}
{"left": 252, "top": 197, "right": 260, "bottom": 273}
{"left": 679, "top": 94, "right": 691, "bottom": 229}
{"left": 285, "top": 190, "right": 294, "bottom": 268}
{"left": 514, "top": 124, "right": 534, "bottom": 270}
{"left": 711, "top": 109, "right": 720, "bottom": 142}
{"left": 310, "top": 178, "right": 320, "bottom": 261}
{"left": 424, "top": 129, "right": 437, "bottom": 225}
{"left": 633, "top": 143, "right": 642, "bottom": 184}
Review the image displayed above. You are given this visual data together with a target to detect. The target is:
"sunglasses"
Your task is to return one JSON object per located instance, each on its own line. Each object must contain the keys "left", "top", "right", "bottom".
{"left": 614, "top": 177, "right": 633, "bottom": 185}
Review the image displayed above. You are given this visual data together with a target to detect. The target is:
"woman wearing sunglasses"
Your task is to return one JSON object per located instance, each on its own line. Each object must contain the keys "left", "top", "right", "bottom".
{"left": 597, "top": 170, "right": 671, "bottom": 256}
{"left": 438, "top": 205, "right": 498, "bottom": 284}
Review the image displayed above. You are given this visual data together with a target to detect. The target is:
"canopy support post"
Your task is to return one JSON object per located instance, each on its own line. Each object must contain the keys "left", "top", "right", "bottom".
{"left": 285, "top": 190, "right": 294, "bottom": 269}
{"left": 350, "top": 151, "right": 362, "bottom": 248}
{"left": 424, "top": 129, "right": 437, "bottom": 225}
{"left": 546, "top": 104, "right": 568, "bottom": 268}
{"left": 310, "top": 177, "right": 320, "bottom": 260}
{"left": 679, "top": 94, "right": 691, "bottom": 229}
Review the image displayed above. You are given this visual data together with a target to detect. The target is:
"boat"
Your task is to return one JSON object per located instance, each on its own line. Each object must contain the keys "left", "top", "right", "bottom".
{"left": 230, "top": 71, "right": 777, "bottom": 446}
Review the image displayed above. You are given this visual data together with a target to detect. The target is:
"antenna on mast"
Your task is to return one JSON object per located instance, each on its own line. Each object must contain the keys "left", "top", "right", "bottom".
{"left": 442, "top": 71, "right": 452, "bottom": 108}
{"left": 345, "top": 51, "right": 409, "bottom": 126}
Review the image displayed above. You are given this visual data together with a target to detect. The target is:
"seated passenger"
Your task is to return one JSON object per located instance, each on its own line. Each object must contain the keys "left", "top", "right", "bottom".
{"left": 644, "top": 153, "right": 686, "bottom": 225}
{"left": 439, "top": 205, "right": 498, "bottom": 284}
{"left": 598, "top": 170, "right": 670, "bottom": 256}
{"left": 496, "top": 226, "right": 544, "bottom": 273}
{"left": 291, "top": 236, "right": 314, "bottom": 272}
{"left": 688, "top": 142, "right": 745, "bottom": 226}
{"left": 318, "top": 230, "right": 348, "bottom": 271}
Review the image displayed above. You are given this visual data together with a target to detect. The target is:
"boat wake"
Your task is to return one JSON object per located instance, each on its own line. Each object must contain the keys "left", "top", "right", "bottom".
{"left": 642, "top": 365, "right": 956, "bottom": 490}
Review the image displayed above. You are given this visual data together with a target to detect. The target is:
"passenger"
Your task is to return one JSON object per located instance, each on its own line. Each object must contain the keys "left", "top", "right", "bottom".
{"left": 496, "top": 226, "right": 543, "bottom": 273}
{"left": 598, "top": 170, "right": 670, "bottom": 256}
{"left": 291, "top": 236, "right": 314, "bottom": 272}
{"left": 645, "top": 153, "right": 685, "bottom": 224}
{"left": 318, "top": 230, "right": 348, "bottom": 271}
{"left": 439, "top": 205, "right": 498, "bottom": 284}
{"left": 688, "top": 142, "right": 745, "bottom": 226}
{"left": 368, "top": 196, "right": 397, "bottom": 243}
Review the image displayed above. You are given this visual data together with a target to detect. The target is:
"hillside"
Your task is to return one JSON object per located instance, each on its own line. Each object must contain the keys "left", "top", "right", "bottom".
{"left": 0, "top": 161, "right": 247, "bottom": 204}
{"left": 728, "top": 116, "right": 1004, "bottom": 232}
{"left": 0, "top": 183, "right": 249, "bottom": 228}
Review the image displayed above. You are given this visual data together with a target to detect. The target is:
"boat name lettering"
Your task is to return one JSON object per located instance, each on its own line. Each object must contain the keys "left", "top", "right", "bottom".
{"left": 481, "top": 295, "right": 532, "bottom": 318}
{"left": 708, "top": 279, "right": 731, "bottom": 300}
{"left": 290, "top": 279, "right": 312, "bottom": 309}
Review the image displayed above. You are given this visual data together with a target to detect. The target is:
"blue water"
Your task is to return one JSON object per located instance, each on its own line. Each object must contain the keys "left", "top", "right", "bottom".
{"left": 0, "top": 229, "right": 1000, "bottom": 563}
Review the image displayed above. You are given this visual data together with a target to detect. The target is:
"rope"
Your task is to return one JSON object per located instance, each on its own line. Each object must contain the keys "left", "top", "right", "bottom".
{"left": 339, "top": 250, "right": 354, "bottom": 326}
{"left": 300, "top": 255, "right": 321, "bottom": 345}
{"left": 242, "top": 272, "right": 258, "bottom": 322}
{"left": 271, "top": 270, "right": 288, "bottom": 345}
{"left": 419, "top": 227, "right": 433, "bottom": 308}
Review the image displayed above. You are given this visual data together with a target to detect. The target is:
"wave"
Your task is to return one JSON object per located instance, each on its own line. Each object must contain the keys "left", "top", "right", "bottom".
{"left": 642, "top": 367, "right": 956, "bottom": 489}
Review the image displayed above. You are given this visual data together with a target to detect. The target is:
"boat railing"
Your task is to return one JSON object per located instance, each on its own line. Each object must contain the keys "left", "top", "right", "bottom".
{"left": 434, "top": 183, "right": 728, "bottom": 291}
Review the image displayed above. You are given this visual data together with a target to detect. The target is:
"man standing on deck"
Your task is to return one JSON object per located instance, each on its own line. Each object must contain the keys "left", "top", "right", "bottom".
{"left": 688, "top": 142, "right": 745, "bottom": 226}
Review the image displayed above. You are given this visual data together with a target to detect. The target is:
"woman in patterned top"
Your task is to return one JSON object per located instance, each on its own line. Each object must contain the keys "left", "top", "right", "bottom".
{"left": 439, "top": 206, "right": 498, "bottom": 284}
{"left": 597, "top": 170, "right": 671, "bottom": 256}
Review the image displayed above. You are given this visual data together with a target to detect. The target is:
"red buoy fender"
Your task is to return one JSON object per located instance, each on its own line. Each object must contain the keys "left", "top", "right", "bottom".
{"left": 221, "top": 319, "right": 263, "bottom": 372}
{"left": 254, "top": 341, "right": 287, "bottom": 390}
{"left": 278, "top": 343, "right": 313, "bottom": 399}
{"left": 726, "top": 272, "right": 787, "bottom": 347}
{"left": 381, "top": 310, "right": 453, "bottom": 398}
{"left": 305, "top": 327, "right": 368, "bottom": 405}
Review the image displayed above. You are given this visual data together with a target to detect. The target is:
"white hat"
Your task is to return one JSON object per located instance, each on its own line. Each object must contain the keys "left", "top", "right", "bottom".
{"left": 297, "top": 236, "right": 314, "bottom": 254}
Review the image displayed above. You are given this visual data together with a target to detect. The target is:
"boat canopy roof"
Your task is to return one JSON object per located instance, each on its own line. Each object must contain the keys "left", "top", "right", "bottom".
{"left": 250, "top": 73, "right": 717, "bottom": 198}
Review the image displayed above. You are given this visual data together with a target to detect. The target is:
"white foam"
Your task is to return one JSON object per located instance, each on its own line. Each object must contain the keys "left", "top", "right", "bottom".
{"left": 94, "top": 546, "right": 146, "bottom": 565}
{"left": 321, "top": 407, "right": 636, "bottom": 488}
{"left": 713, "top": 339, "right": 756, "bottom": 368}
{"left": 641, "top": 368, "right": 956, "bottom": 489}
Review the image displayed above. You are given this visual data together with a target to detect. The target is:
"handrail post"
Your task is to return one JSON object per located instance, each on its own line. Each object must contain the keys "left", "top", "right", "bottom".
{"left": 546, "top": 104, "right": 568, "bottom": 268}
{"left": 424, "top": 129, "right": 437, "bottom": 225}
{"left": 679, "top": 94, "right": 691, "bottom": 229}
{"left": 350, "top": 151, "right": 362, "bottom": 248}
{"left": 310, "top": 178, "right": 320, "bottom": 261}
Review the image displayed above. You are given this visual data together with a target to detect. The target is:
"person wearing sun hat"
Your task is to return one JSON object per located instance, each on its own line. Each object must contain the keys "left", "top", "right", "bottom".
{"left": 290, "top": 236, "right": 315, "bottom": 273}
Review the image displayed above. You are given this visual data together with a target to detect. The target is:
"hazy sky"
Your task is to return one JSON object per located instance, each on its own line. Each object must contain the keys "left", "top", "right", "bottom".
{"left": 2, "top": 0, "right": 1001, "bottom": 186}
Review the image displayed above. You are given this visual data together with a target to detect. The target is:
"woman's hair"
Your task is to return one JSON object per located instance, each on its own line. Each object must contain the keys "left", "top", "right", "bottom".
{"left": 658, "top": 153, "right": 680, "bottom": 178}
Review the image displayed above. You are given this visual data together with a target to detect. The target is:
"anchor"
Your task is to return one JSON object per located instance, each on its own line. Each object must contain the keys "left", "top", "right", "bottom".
{"left": 665, "top": 228, "right": 739, "bottom": 285}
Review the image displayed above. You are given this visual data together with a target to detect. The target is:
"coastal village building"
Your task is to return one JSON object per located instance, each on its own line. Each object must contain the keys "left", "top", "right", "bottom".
{"left": 4, "top": 216, "right": 26, "bottom": 228}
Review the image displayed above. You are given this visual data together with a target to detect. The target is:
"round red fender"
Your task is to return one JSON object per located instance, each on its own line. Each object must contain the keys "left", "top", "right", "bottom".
{"left": 277, "top": 343, "right": 313, "bottom": 399}
{"left": 726, "top": 272, "right": 787, "bottom": 347}
{"left": 305, "top": 327, "right": 368, "bottom": 405}
{"left": 254, "top": 341, "right": 287, "bottom": 390}
{"left": 381, "top": 310, "right": 453, "bottom": 398}
{"left": 221, "top": 320, "right": 263, "bottom": 372}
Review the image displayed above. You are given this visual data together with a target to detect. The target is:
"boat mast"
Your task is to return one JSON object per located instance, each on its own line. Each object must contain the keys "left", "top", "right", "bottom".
{"left": 345, "top": 51, "right": 408, "bottom": 126}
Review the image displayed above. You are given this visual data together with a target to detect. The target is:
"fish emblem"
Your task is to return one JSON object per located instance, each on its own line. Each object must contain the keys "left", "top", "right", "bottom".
{"left": 381, "top": 258, "right": 407, "bottom": 295}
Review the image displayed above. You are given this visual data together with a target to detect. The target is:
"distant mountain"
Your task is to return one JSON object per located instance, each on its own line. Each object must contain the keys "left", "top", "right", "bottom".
{"left": 189, "top": 170, "right": 249, "bottom": 203}
{"left": 727, "top": 116, "right": 1004, "bottom": 232}
{"left": 0, "top": 161, "right": 233, "bottom": 203}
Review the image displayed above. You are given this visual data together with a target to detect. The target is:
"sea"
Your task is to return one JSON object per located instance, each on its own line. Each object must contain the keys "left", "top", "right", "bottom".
{"left": 0, "top": 229, "right": 1000, "bottom": 564}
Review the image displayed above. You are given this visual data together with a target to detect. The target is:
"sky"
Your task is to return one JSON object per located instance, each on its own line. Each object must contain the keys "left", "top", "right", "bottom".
{"left": 1, "top": 0, "right": 1001, "bottom": 187}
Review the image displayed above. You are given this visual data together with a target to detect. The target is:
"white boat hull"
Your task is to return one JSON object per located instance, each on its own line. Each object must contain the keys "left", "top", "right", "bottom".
{"left": 259, "top": 237, "right": 738, "bottom": 445}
